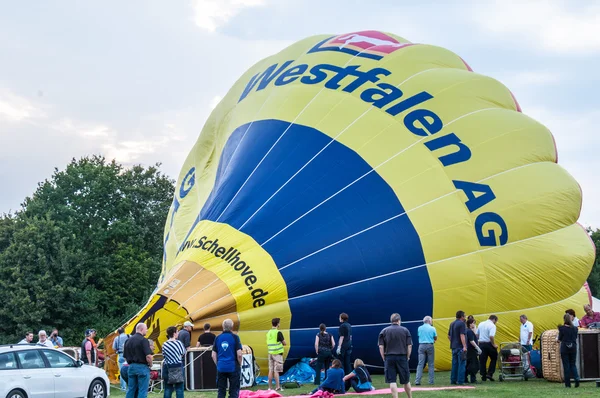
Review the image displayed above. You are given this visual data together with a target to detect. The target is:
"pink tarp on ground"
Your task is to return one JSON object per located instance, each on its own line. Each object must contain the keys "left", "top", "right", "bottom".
{"left": 282, "top": 386, "right": 475, "bottom": 398}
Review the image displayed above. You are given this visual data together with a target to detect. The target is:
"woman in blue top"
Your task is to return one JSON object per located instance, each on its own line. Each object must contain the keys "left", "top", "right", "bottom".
{"left": 343, "top": 359, "right": 374, "bottom": 392}
{"left": 311, "top": 359, "right": 346, "bottom": 394}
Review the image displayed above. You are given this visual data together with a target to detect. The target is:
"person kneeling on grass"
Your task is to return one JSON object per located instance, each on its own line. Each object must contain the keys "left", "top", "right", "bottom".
{"left": 343, "top": 359, "right": 375, "bottom": 393}
{"left": 311, "top": 359, "right": 346, "bottom": 394}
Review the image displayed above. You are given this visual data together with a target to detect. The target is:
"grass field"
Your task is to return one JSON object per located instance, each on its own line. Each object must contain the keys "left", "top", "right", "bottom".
{"left": 108, "top": 372, "right": 600, "bottom": 397}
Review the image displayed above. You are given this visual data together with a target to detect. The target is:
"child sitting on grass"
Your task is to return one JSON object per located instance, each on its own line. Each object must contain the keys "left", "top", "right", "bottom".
{"left": 343, "top": 359, "right": 375, "bottom": 392}
{"left": 311, "top": 359, "right": 346, "bottom": 394}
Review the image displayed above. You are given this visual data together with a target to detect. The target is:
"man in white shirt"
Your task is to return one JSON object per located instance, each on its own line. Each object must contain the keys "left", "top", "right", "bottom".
{"left": 477, "top": 315, "right": 498, "bottom": 382}
{"left": 519, "top": 315, "right": 533, "bottom": 351}
{"left": 18, "top": 332, "right": 34, "bottom": 345}
{"left": 36, "top": 330, "right": 55, "bottom": 348}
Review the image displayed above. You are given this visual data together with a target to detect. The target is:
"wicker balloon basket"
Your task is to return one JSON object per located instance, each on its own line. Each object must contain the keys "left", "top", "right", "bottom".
{"left": 541, "top": 329, "right": 563, "bottom": 382}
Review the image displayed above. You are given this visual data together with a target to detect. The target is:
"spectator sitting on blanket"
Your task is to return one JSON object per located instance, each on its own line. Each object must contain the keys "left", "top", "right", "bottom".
{"left": 343, "top": 359, "right": 375, "bottom": 393}
{"left": 311, "top": 359, "right": 346, "bottom": 395}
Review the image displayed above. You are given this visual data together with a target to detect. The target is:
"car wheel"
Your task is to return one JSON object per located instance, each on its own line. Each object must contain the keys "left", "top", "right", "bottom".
{"left": 7, "top": 390, "right": 26, "bottom": 398}
{"left": 87, "top": 379, "right": 106, "bottom": 398}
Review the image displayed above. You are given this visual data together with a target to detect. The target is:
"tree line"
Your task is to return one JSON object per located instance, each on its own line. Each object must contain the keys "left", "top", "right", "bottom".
{"left": 0, "top": 156, "right": 173, "bottom": 346}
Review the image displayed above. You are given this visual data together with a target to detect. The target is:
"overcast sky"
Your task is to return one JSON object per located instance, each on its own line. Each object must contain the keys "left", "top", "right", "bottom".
{"left": 1, "top": 0, "right": 598, "bottom": 227}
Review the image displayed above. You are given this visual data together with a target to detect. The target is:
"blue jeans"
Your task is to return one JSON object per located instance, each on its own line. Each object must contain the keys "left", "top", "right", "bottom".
{"left": 127, "top": 363, "right": 150, "bottom": 398}
{"left": 118, "top": 355, "right": 127, "bottom": 391}
{"left": 450, "top": 348, "right": 466, "bottom": 385}
{"left": 217, "top": 369, "right": 240, "bottom": 398}
{"left": 163, "top": 363, "right": 185, "bottom": 398}
{"left": 164, "top": 382, "right": 184, "bottom": 398}
{"left": 522, "top": 345, "right": 532, "bottom": 352}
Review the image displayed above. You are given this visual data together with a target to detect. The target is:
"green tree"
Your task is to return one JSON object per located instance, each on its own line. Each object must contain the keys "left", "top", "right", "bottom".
{"left": 587, "top": 228, "right": 600, "bottom": 297}
{"left": 0, "top": 156, "right": 174, "bottom": 345}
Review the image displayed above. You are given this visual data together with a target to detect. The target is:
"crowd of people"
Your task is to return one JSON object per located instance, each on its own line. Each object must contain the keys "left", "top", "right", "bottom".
{"left": 14, "top": 302, "right": 600, "bottom": 397}
{"left": 17, "top": 328, "right": 64, "bottom": 348}
{"left": 442, "top": 304, "right": 600, "bottom": 389}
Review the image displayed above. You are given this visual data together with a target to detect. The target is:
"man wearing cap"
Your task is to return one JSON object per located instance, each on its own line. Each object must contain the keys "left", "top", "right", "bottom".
{"left": 178, "top": 321, "right": 193, "bottom": 351}
{"left": 81, "top": 329, "right": 98, "bottom": 366}
{"left": 113, "top": 327, "right": 130, "bottom": 391}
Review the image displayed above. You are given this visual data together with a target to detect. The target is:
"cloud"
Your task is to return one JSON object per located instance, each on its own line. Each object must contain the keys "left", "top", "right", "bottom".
{"left": 191, "top": 0, "right": 267, "bottom": 32}
{"left": 525, "top": 106, "right": 600, "bottom": 227}
{"left": 0, "top": 90, "right": 44, "bottom": 123}
{"left": 471, "top": 1, "right": 600, "bottom": 54}
{"left": 503, "top": 71, "right": 562, "bottom": 87}
{"left": 52, "top": 118, "right": 117, "bottom": 138}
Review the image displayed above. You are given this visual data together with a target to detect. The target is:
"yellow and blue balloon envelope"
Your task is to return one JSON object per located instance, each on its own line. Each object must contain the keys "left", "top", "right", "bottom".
{"left": 110, "top": 31, "right": 595, "bottom": 373}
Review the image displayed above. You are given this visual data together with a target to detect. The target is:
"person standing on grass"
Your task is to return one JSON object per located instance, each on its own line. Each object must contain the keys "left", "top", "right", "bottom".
{"left": 178, "top": 321, "right": 194, "bottom": 350}
{"left": 212, "top": 319, "right": 243, "bottom": 398}
{"left": 447, "top": 311, "right": 467, "bottom": 385}
{"left": 123, "top": 323, "right": 153, "bottom": 398}
{"left": 267, "top": 317, "right": 287, "bottom": 391}
{"left": 465, "top": 318, "right": 481, "bottom": 384}
{"left": 558, "top": 313, "right": 580, "bottom": 388}
{"left": 163, "top": 326, "right": 186, "bottom": 398}
{"left": 196, "top": 323, "right": 217, "bottom": 347}
{"left": 565, "top": 309, "right": 579, "bottom": 327}
{"left": 478, "top": 315, "right": 499, "bottom": 382}
{"left": 113, "top": 327, "right": 130, "bottom": 391}
{"left": 415, "top": 316, "right": 437, "bottom": 386}
{"left": 378, "top": 313, "right": 413, "bottom": 398}
{"left": 337, "top": 313, "right": 353, "bottom": 375}
{"left": 314, "top": 323, "right": 335, "bottom": 385}
{"left": 519, "top": 315, "right": 534, "bottom": 351}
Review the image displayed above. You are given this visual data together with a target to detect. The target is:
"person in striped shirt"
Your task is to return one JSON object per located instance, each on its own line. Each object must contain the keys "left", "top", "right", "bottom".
{"left": 163, "top": 326, "right": 186, "bottom": 398}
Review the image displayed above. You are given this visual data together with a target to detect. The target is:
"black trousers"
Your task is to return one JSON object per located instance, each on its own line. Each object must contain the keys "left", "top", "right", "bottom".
{"left": 561, "top": 350, "right": 579, "bottom": 387}
{"left": 339, "top": 347, "right": 353, "bottom": 375}
{"left": 217, "top": 370, "right": 240, "bottom": 398}
{"left": 465, "top": 350, "right": 479, "bottom": 383}
{"left": 315, "top": 350, "right": 333, "bottom": 385}
{"left": 479, "top": 342, "right": 498, "bottom": 379}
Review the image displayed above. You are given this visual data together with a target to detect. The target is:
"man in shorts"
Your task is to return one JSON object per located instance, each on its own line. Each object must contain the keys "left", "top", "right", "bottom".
{"left": 379, "top": 313, "right": 413, "bottom": 398}
{"left": 267, "top": 317, "right": 286, "bottom": 391}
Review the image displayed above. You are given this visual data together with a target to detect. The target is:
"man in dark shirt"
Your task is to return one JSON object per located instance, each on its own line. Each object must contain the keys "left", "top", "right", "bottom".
{"left": 378, "top": 313, "right": 412, "bottom": 398}
{"left": 197, "top": 322, "right": 217, "bottom": 347}
{"left": 337, "top": 312, "right": 353, "bottom": 374}
{"left": 447, "top": 310, "right": 467, "bottom": 385}
{"left": 123, "top": 323, "right": 153, "bottom": 398}
{"left": 178, "top": 321, "right": 193, "bottom": 350}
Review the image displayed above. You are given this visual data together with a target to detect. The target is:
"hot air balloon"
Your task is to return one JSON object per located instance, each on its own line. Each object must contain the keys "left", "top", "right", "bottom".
{"left": 105, "top": 31, "right": 595, "bottom": 378}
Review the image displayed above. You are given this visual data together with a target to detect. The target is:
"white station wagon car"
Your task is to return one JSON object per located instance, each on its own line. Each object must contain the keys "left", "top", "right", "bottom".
{"left": 0, "top": 344, "right": 110, "bottom": 398}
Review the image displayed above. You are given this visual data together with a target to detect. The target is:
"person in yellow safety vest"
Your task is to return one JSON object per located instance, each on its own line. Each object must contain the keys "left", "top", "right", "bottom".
{"left": 267, "top": 317, "right": 287, "bottom": 391}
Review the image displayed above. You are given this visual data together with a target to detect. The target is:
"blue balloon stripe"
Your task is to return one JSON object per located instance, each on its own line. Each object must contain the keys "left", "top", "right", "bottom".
{"left": 198, "top": 119, "right": 432, "bottom": 369}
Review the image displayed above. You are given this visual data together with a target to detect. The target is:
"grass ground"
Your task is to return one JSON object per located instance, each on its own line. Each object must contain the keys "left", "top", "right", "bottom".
{"left": 109, "top": 372, "right": 600, "bottom": 397}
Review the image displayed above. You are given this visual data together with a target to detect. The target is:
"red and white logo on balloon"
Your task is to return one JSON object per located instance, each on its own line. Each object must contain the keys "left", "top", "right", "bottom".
{"left": 308, "top": 30, "right": 414, "bottom": 60}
